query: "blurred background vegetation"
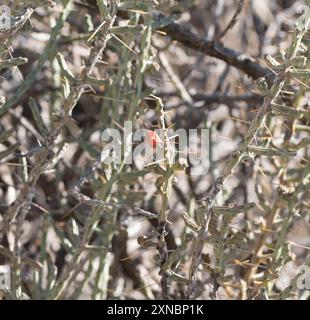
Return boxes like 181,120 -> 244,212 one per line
0,0 -> 309,300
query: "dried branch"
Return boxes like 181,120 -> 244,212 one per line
155,13 -> 272,81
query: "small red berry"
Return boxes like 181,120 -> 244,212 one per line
145,130 -> 162,150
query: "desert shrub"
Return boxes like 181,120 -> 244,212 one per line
0,0 -> 309,300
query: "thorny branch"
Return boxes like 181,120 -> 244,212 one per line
0,0 -> 309,300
